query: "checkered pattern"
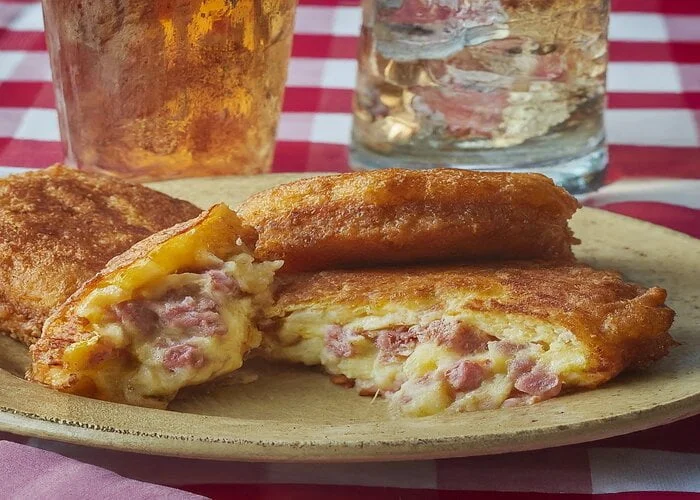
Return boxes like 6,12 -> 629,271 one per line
1,0 -> 700,181
0,0 -> 699,498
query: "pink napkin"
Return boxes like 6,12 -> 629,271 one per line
0,441 -> 204,499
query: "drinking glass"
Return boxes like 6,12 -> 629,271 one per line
350,0 -> 610,193
42,0 -> 296,181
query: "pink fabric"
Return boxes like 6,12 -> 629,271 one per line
0,441 -> 204,499
0,0 -> 698,498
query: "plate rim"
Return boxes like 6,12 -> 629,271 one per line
1,390 -> 698,463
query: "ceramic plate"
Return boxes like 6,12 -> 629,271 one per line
0,174 -> 698,462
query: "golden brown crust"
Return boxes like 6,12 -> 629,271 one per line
238,169 -> 580,273
29,204 -> 248,398
0,164 -> 202,345
269,262 -> 675,381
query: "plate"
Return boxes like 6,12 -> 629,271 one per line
0,173 -> 698,462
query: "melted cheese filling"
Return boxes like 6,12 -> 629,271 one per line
62,253 -> 281,407
264,308 -> 598,417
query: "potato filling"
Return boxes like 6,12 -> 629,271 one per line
264,315 -> 592,417
62,253 -> 280,406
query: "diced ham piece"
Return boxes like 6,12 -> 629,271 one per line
329,374 -> 355,388
155,294 -> 227,337
445,360 -> 487,393
112,269 -> 232,338
357,381 -> 381,397
112,301 -> 159,336
491,340 -> 525,357
506,353 -> 536,379
375,327 -> 417,361
497,343 -> 563,403
325,325 -> 360,358
163,344 -> 205,371
205,269 -> 240,295
417,319 -> 491,354
515,368 -> 562,399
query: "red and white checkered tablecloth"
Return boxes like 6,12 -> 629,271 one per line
0,0 -> 699,498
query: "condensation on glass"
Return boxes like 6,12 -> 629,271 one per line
42,0 -> 296,181
350,0 -> 610,193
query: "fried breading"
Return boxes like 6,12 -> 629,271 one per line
0,165 -> 202,345
262,263 -> 675,416
238,169 -> 580,273
30,204 -> 281,408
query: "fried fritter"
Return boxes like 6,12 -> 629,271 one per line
0,165 -> 202,345
238,169 -> 580,273
262,263 -> 675,416
30,204 -> 282,408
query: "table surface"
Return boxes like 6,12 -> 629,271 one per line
0,0 -> 699,498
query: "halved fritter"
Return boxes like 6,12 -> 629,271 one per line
238,169 -> 580,273
261,263 -> 675,416
0,165 -> 202,345
30,204 -> 282,408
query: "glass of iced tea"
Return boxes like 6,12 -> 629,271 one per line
351,0 -> 610,193
42,0 -> 296,181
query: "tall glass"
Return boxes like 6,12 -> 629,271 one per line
350,0 -> 610,193
42,0 -> 296,181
